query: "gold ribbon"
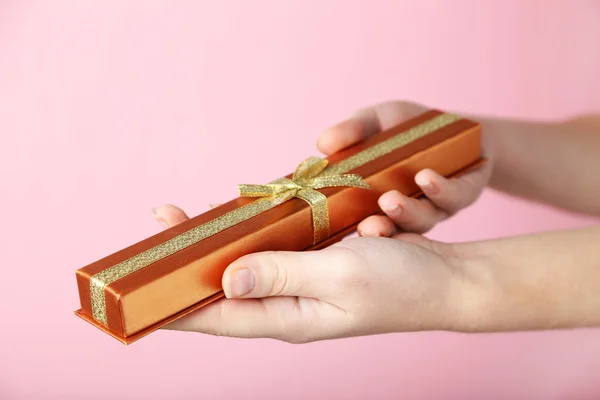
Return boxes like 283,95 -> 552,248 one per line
238,156 -> 370,243
89,112 -> 462,326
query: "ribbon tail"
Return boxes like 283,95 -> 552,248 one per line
308,174 -> 371,190
295,189 -> 330,244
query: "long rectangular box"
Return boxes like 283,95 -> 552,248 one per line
75,110 -> 484,344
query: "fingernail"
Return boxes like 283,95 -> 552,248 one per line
416,176 -> 436,192
379,195 -> 403,215
358,228 -> 382,237
381,202 -> 402,215
152,208 -> 168,228
224,268 -> 255,298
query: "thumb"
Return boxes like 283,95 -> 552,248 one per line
222,249 -> 339,299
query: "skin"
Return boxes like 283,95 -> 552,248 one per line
151,100 -> 600,343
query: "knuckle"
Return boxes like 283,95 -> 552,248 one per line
278,326 -> 310,344
267,251 -> 292,296
276,301 -> 311,344
203,303 -> 234,338
463,179 -> 484,204
430,184 -> 467,215
414,219 -> 437,234
339,272 -> 371,292
397,213 -> 436,234
286,335 -> 311,344
327,244 -> 370,289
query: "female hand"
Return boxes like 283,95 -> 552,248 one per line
153,101 -> 493,236
155,206 -> 473,343
316,100 -> 494,236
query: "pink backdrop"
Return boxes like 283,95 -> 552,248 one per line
1,1 -> 600,399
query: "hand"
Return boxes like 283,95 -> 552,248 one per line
154,205 -> 471,343
152,101 -> 492,235
317,100 -> 494,236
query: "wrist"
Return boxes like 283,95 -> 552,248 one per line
443,241 -> 500,333
445,229 -> 600,333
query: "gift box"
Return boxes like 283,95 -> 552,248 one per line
75,109 -> 485,344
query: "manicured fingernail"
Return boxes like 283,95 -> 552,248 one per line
381,202 -> 402,215
416,176 -> 436,192
358,228 -> 382,237
379,195 -> 403,215
225,268 -> 255,298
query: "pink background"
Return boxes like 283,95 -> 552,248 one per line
1,1 -> 600,399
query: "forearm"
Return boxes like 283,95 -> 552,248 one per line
482,115 -> 600,216
454,225 -> 600,332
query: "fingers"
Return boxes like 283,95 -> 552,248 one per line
317,118 -> 373,155
222,248 -> 346,300
152,203 -> 221,229
355,100 -> 425,131
359,164 -> 491,236
316,101 -> 426,155
377,190 -> 447,234
164,297 -> 286,339
151,204 -> 190,228
357,215 -> 398,237
164,295 -> 347,343
414,167 -> 488,215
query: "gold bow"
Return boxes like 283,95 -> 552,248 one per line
238,156 -> 370,244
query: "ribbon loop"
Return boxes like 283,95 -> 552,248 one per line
292,156 -> 329,183
238,157 -> 370,244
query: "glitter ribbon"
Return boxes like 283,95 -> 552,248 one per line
89,112 -> 462,326
238,156 -> 370,243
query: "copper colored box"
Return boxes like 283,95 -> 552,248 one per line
75,110 -> 485,344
